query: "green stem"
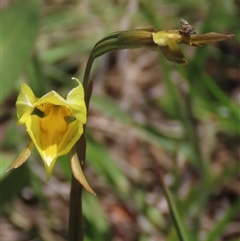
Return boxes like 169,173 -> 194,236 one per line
68,33 -> 121,241
68,175 -> 83,240
68,33 -> 118,241
83,29 -> 155,93
68,32 -> 127,240
68,135 -> 86,241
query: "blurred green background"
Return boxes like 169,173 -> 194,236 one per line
1,0 -> 239,240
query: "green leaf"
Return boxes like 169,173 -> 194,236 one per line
157,169 -> 189,241
1,0 -> 40,102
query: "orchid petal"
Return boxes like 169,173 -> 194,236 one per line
5,141 -> 34,173
66,78 -> 87,123
152,30 -> 182,46
35,90 -> 67,106
190,33 -> 234,46
159,43 -> 187,65
70,148 -> 96,195
16,83 -> 38,124
152,30 -> 187,65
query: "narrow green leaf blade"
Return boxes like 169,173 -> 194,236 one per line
157,167 -> 189,241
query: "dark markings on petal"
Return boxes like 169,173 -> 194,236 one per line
64,116 -> 76,124
31,107 -> 45,118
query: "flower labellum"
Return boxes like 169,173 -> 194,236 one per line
6,78 -> 95,194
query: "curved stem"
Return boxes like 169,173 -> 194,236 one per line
67,28 -> 160,240
83,29 -> 154,96
68,32 -> 123,241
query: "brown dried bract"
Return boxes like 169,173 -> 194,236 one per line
179,19 -> 196,36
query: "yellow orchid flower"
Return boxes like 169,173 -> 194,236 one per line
105,19 -> 233,66
152,19 -> 234,66
6,78 -> 95,195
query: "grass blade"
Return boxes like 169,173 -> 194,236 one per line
157,167 -> 189,241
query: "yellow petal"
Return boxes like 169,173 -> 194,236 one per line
159,42 -> 187,66
152,30 -> 182,46
152,30 -> 187,65
36,90 -> 67,107
44,157 -> 57,181
66,78 -> 87,124
70,148 -> 96,195
16,83 -> 38,124
5,141 -> 33,173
